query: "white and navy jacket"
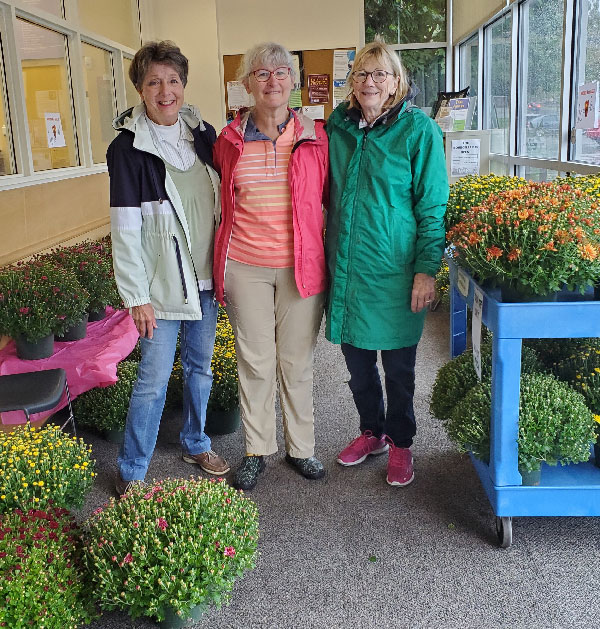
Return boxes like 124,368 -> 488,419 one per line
107,103 -> 220,320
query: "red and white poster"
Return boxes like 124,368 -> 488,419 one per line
308,74 -> 330,104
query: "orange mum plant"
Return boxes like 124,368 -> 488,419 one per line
446,182 -> 600,298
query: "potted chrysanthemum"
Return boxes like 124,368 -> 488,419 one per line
84,476 -> 259,627
447,182 -> 600,301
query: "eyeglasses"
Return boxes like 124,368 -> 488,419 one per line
251,67 -> 291,82
352,70 -> 394,83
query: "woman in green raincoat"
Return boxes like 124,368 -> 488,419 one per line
326,40 -> 449,487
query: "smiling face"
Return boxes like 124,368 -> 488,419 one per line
352,56 -> 400,120
139,62 -> 184,126
246,63 -> 292,115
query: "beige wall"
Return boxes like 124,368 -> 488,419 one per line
0,173 -> 110,266
145,0 -> 224,129
217,0 -> 362,55
453,0 -> 509,43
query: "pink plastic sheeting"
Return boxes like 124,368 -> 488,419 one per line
0,307 -> 139,425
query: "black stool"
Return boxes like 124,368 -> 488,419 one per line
0,368 -> 76,433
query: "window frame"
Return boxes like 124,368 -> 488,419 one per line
456,0 -> 600,178
0,0 -> 140,191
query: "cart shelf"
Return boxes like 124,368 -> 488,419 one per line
447,258 -> 600,545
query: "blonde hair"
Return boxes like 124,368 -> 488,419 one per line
237,42 -> 296,87
348,40 -> 409,111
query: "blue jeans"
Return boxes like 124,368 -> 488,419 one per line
341,343 -> 417,448
118,290 -> 218,481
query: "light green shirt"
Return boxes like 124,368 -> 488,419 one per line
165,157 -> 214,287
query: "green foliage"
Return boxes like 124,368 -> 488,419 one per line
430,340 -> 543,421
73,360 -> 139,433
553,344 -> 600,415
434,258 -> 450,309
0,424 -> 95,513
0,259 -> 89,343
84,477 -> 259,623
0,507 -> 96,629
523,337 -> 600,370
444,373 -> 595,473
41,240 -> 120,313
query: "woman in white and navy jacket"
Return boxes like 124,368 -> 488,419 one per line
107,40 -> 229,495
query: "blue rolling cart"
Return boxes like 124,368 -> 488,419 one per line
448,259 -> 600,548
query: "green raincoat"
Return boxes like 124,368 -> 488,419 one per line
325,101 -> 449,350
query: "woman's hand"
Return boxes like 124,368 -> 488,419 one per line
411,273 -> 435,313
131,303 -> 158,339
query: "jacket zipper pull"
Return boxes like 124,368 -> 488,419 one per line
159,198 -> 163,204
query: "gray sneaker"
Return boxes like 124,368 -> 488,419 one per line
114,472 -> 145,497
285,455 -> 325,480
232,456 -> 266,491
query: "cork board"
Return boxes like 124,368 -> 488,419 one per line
223,47 -> 355,120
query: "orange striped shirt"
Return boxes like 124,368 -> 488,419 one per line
228,120 -> 295,268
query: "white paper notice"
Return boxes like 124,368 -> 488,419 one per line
227,81 -> 254,111
451,139 -> 481,177
301,105 -> 325,120
44,113 -> 66,148
472,286 -> 484,381
457,268 -> 470,297
333,49 -> 355,80
333,80 -> 348,108
575,81 -> 599,130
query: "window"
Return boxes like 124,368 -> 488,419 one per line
459,34 -> 479,129
77,0 -> 140,50
572,0 -> 600,165
82,43 -> 116,164
123,58 -> 140,110
365,0 -> 446,44
0,39 -> 15,175
484,13 -> 512,156
518,0 -> 564,160
20,0 -> 63,19
16,19 -> 78,172
400,48 -> 446,113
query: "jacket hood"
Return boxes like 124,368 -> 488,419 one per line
112,102 -> 207,133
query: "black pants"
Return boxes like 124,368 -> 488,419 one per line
341,343 -> 417,448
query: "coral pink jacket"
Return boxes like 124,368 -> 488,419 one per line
212,108 -> 328,304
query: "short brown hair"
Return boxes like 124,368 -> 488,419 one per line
348,40 -> 409,111
128,40 -> 188,91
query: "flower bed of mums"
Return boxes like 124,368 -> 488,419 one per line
447,181 -> 600,298
84,476 -> 259,624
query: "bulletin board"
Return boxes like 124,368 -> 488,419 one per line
223,47 -> 355,121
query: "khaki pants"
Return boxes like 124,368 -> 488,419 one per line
224,260 -> 324,458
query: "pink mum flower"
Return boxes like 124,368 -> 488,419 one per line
123,553 -> 133,564
224,546 -> 236,557
157,517 -> 168,531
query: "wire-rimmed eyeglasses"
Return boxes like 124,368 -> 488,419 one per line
352,70 -> 394,83
251,67 -> 291,82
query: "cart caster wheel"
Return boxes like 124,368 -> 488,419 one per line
496,516 -> 513,548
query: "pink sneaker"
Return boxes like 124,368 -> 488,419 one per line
387,445 -> 414,486
337,431 -> 389,466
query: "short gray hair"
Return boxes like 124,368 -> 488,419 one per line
129,40 -> 188,91
237,42 -> 296,87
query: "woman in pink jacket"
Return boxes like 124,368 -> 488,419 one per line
213,42 -> 328,491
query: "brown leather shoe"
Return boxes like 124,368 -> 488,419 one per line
182,449 -> 230,475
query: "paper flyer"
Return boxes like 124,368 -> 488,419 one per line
289,88 -> 302,108
575,81 -> 599,130
227,81 -> 254,111
333,49 -> 355,80
333,79 -> 348,108
451,139 -> 481,177
301,105 -> 325,120
44,112 -> 66,148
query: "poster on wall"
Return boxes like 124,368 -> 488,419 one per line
308,74 -> 330,104
333,80 -> 348,108
302,105 -> 325,120
44,112 -> 66,148
575,81 -> 599,130
227,81 -> 254,111
333,49 -> 355,80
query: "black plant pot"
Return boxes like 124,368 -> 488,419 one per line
15,333 -> 54,360
55,313 -> 89,342
88,307 -> 107,322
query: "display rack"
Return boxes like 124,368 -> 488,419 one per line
448,258 -> 600,548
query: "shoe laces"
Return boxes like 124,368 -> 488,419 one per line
388,443 -> 412,469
